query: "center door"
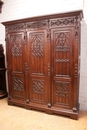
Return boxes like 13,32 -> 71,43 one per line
27,29 -> 50,108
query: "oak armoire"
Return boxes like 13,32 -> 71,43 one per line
2,10 -> 83,119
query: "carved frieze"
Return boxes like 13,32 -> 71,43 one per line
26,20 -> 48,29
50,17 -> 74,27
7,23 -> 25,32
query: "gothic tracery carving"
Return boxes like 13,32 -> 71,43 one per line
31,34 -> 44,56
51,18 -> 74,27
32,80 -> 44,94
55,33 -> 70,52
13,77 -> 24,91
11,35 -> 22,56
55,82 -> 69,97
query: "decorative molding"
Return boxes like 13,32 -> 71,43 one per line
55,82 -> 69,97
32,80 -> 44,94
13,77 -> 24,91
56,59 -> 70,62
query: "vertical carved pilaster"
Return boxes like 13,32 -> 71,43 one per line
47,20 -> 51,44
74,16 -> 80,40
75,64 -> 78,78
48,63 -> 50,76
24,62 -> 29,74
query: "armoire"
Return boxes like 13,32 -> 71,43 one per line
2,10 -> 83,119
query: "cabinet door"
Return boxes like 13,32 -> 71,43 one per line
8,32 -> 27,101
27,30 -> 50,106
51,28 -> 74,109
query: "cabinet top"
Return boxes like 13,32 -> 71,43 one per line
2,10 -> 83,26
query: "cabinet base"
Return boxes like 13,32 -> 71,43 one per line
8,99 -> 79,120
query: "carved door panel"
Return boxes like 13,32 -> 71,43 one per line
27,30 -> 50,106
8,32 -> 27,101
51,28 -> 74,109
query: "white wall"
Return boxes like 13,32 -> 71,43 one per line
1,0 -> 87,111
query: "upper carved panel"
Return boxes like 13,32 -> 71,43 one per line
26,20 -> 48,29
55,32 -> 70,52
11,34 -> 22,57
7,23 -> 25,32
31,34 -> 44,57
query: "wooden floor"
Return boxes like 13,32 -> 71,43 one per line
0,98 -> 87,130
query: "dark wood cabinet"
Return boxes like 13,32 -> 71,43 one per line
2,10 -> 83,119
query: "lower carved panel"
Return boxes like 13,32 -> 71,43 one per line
53,81 -> 71,107
31,79 -> 45,103
12,76 -> 25,99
